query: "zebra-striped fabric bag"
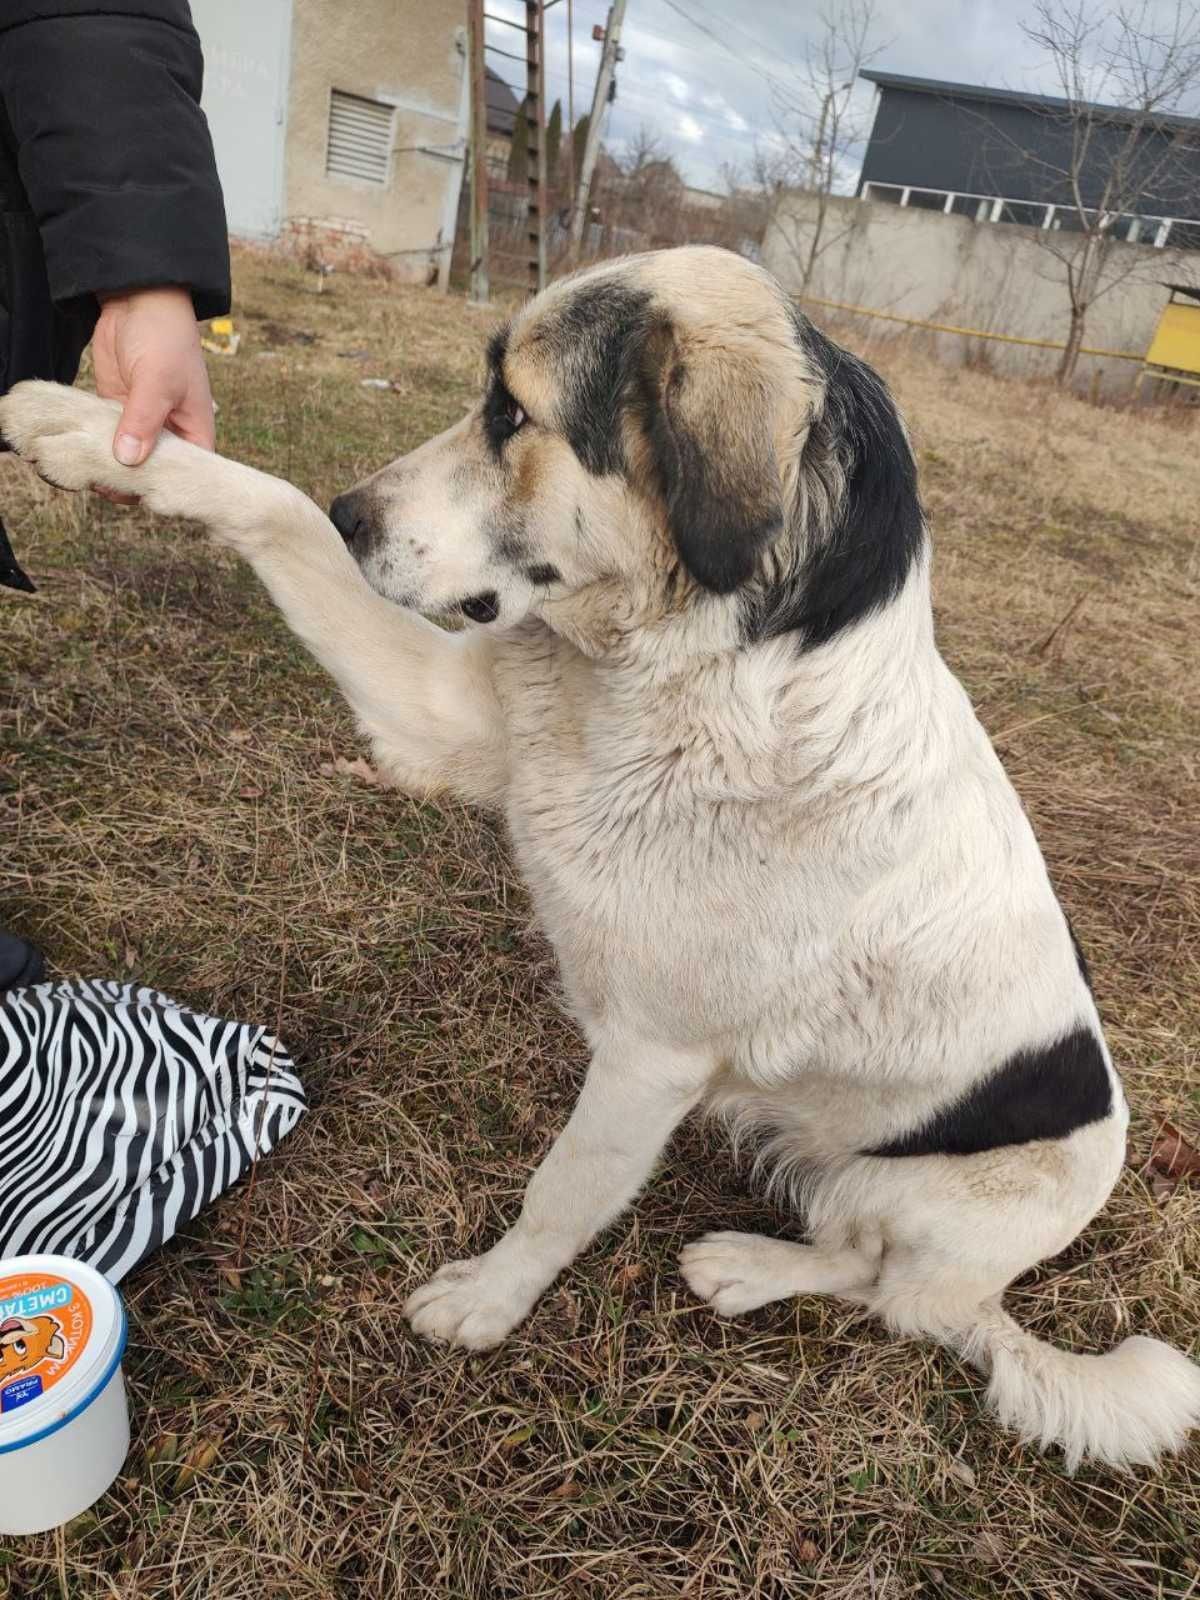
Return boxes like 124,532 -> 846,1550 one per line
0,979 -> 306,1282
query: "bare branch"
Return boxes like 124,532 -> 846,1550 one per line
983,0 -> 1200,380
768,0 -> 885,293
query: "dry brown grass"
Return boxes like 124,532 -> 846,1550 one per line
1,249 -> 1198,1599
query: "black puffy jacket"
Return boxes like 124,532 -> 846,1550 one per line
0,0 -> 230,397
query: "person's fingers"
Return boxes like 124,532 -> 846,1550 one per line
165,363 -> 217,451
113,374 -> 175,466
165,399 -> 216,451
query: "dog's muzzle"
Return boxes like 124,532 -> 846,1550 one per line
329,490 -> 374,551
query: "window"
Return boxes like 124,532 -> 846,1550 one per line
326,90 -> 394,186
994,201 -> 1047,228
904,187 -> 948,212
862,182 -> 904,204
1049,207 -> 1088,233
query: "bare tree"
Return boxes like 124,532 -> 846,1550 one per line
718,155 -> 785,250
598,126 -> 687,245
769,0 -> 884,295
617,125 -> 672,178
1002,0 -> 1200,382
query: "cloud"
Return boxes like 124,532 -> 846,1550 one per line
515,0 -> 1200,194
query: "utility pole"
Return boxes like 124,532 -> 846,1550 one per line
466,0 -> 489,303
567,0 -> 627,258
565,0 -> 575,210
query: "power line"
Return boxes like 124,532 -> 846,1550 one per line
486,0 -> 788,92
678,0 -> 791,67
484,5 -> 784,115
653,0 -> 789,95
490,49 -> 769,141
484,0 -> 781,180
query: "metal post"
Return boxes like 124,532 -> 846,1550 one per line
568,0 -> 627,258
565,0 -> 575,211
525,0 -> 547,292
438,27 -> 472,292
467,0 -> 489,303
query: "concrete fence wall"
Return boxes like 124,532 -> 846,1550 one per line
763,192 -> 1200,392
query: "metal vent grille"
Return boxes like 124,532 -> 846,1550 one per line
326,90 -> 394,185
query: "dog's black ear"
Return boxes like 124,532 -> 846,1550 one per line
643,320 -> 784,594
793,334 -> 925,647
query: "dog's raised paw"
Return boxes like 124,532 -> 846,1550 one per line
0,381 -> 124,493
404,1255 -> 534,1350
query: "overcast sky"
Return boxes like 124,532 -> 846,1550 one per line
484,0 -> 1200,191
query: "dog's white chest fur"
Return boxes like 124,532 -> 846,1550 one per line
491,593 -> 1082,1121
493,622 -> 806,1045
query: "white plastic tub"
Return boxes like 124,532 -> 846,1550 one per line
0,1254 -> 129,1535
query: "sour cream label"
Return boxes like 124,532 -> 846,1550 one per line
0,1273 -> 93,1413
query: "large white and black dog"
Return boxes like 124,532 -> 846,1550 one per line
4,246 -> 1198,1470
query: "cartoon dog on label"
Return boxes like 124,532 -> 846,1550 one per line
0,1314 -> 67,1378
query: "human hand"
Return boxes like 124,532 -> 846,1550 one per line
92,286 -> 215,465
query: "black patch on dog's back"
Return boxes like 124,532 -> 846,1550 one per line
548,281 -> 655,476
866,1027 -> 1113,1158
746,314 -> 925,649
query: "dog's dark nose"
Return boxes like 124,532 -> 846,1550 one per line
460,591 -> 499,624
330,492 -> 368,548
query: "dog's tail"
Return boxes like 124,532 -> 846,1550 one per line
933,1298 -> 1200,1471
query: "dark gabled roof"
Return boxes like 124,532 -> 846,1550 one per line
485,68 -> 521,137
860,69 -> 1200,136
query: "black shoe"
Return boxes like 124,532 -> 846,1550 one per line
0,930 -> 45,992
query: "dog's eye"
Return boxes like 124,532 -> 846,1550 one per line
487,386 -> 528,449
12,1339 -> 26,1357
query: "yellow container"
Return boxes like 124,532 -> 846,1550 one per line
1144,288 -> 1200,378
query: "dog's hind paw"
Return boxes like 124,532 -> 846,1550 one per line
680,1231 -> 801,1316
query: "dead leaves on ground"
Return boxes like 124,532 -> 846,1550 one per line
141,1433 -> 222,1497
234,753 -> 387,802
320,754 -> 385,787
1130,1118 -> 1200,1201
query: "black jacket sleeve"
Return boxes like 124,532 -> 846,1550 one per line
0,1 -> 230,318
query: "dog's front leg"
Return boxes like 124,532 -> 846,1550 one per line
0,381 -> 507,805
405,1038 -> 714,1350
